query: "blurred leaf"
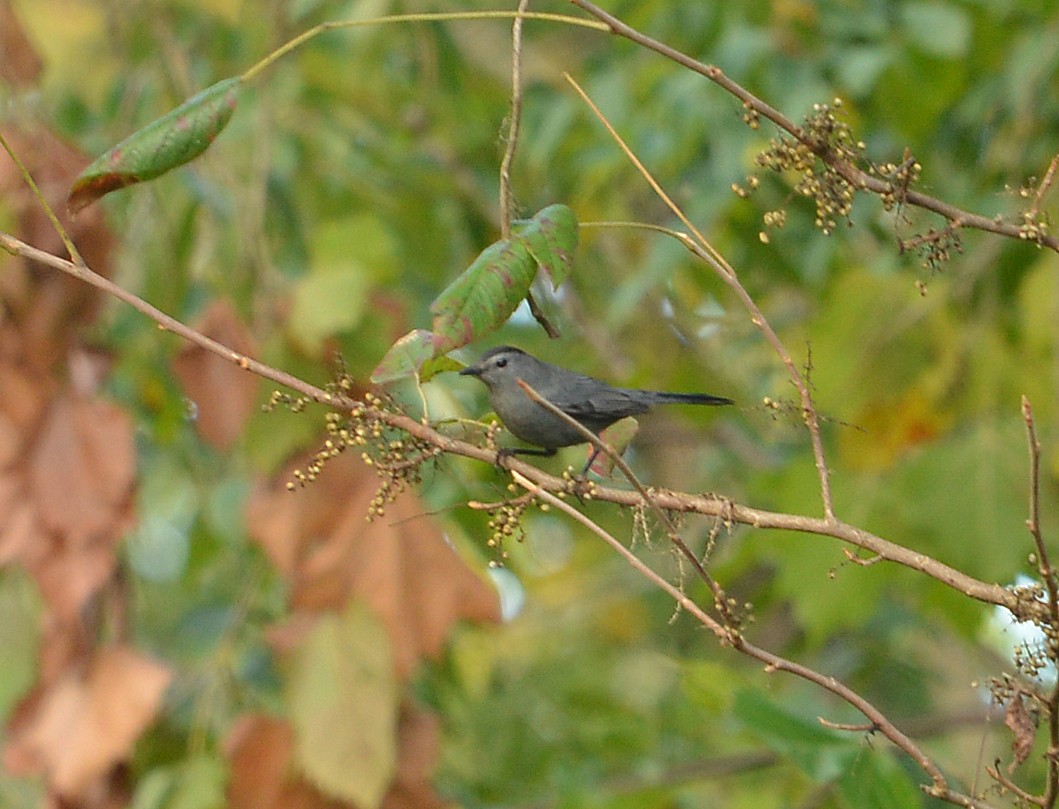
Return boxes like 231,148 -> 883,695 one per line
68,77 -> 241,212
834,747 -> 924,809
734,689 -> 854,783
287,601 -> 397,808
130,754 -> 227,809
371,329 -> 436,384
5,646 -> 172,798
0,571 -> 41,722
172,301 -> 260,450
288,267 -> 370,355
900,2 -> 971,59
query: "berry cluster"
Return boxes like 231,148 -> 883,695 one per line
269,388 -> 439,520
750,99 -> 865,236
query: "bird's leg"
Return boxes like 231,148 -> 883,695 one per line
495,446 -> 556,469
577,446 -> 601,478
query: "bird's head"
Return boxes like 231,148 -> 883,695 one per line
458,345 -> 532,390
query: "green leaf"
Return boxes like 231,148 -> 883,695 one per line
371,329 -> 437,384
429,205 -> 578,353
513,203 -> 578,289
131,755 -> 227,809
900,2 -> 971,58
0,571 -> 40,722
834,748 -> 924,809
68,77 -> 241,213
420,354 -> 464,383
734,690 -> 854,783
287,601 -> 397,808
430,240 -> 534,354
288,266 -> 370,355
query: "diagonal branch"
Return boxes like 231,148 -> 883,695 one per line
511,470 -> 995,809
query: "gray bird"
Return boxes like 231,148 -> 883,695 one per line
459,345 -> 732,469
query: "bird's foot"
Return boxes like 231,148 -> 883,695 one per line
561,467 -> 597,504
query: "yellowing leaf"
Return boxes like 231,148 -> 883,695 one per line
287,601 -> 397,808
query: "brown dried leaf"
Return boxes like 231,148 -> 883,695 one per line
0,357 -> 49,435
29,395 -> 135,547
382,707 -> 446,809
0,128 -> 115,372
0,1 -> 43,86
3,645 -> 171,798
1005,693 -> 1036,772
172,300 -> 260,450
225,707 -> 444,809
248,452 -> 499,678
225,714 -> 346,809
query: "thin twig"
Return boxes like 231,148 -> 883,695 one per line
499,0 -> 529,239
1022,396 -> 1059,806
514,378 -> 737,622
240,11 -> 608,82
1028,154 -> 1059,221
0,131 -> 83,264
497,0 -> 560,338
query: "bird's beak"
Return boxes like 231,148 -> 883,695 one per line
459,364 -> 481,377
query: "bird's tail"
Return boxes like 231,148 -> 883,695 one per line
646,391 -> 733,407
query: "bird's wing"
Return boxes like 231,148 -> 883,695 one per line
546,383 -> 649,421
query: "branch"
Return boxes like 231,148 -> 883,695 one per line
515,377 -> 740,625
1022,396 -> 1059,805
511,470 -> 994,808
567,0 -> 1059,254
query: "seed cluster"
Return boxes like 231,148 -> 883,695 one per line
989,582 -> 1057,710
746,100 -> 865,236
485,489 -> 529,565
269,388 -> 439,520
901,226 -> 963,274
1014,184 -> 1052,245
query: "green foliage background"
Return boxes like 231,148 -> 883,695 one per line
3,0 -> 1059,806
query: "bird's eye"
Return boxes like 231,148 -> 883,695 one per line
495,357 -> 507,368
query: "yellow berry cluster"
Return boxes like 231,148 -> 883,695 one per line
276,388 -> 439,520
748,100 -> 863,236
485,493 -> 529,565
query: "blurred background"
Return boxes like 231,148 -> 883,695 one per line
1,0 -> 1059,807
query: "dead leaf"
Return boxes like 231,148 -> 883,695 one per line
382,706 -> 446,809
225,705 -> 445,809
248,451 -> 499,678
0,1 -> 43,86
1005,691 -> 1036,772
225,714 -> 346,809
3,645 -> 171,798
29,395 -> 135,547
172,300 -> 260,450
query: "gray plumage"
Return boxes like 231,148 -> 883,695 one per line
459,346 -> 732,458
